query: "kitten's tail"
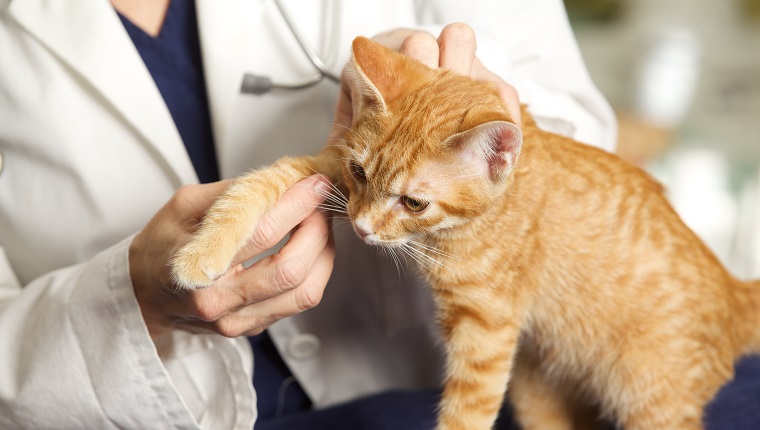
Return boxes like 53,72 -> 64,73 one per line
736,278 -> 760,355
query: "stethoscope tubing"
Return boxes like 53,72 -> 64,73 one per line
272,0 -> 341,83
241,0 -> 341,94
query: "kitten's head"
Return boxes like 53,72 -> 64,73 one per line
340,37 -> 522,246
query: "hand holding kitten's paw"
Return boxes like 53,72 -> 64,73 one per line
129,176 -> 335,340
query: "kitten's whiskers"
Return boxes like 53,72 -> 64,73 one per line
403,242 -> 456,273
408,240 -> 462,261
400,244 -> 434,273
329,122 -> 354,133
380,246 -> 405,278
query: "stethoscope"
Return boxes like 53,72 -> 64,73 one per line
241,0 -> 342,95
0,0 -> 341,176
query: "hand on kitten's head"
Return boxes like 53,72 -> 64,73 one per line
328,23 -> 521,145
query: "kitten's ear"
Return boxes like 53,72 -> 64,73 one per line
446,121 -> 523,182
345,36 -> 420,112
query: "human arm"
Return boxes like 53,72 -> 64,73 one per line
0,175 -> 333,429
0,237 -> 211,429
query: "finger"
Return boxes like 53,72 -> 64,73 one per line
239,243 -> 334,337
471,58 -> 522,127
257,206 -> 332,297
437,23 -> 477,75
399,32 -> 439,69
231,175 -> 332,266
192,243 -> 335,337
172,180 -> 233,224
222,205 -> 332,309
371,28 -> 417,51
498,81 -> 522,128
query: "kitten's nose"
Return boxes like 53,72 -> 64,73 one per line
353,224 -> 371,239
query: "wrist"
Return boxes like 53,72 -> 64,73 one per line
128,232 -> 174,340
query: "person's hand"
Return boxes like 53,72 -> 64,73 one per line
329,23 -> 521,142
129,175 -> 335,339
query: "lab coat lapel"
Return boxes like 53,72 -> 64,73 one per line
8,0 -> 198,187
195,0 -> 261,159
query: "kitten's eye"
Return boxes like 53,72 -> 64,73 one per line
402,196 -> 429,213
350,160 -> 366,180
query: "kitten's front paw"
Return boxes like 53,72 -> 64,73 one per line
170,239 -> 231,290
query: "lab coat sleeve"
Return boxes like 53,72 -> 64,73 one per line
414,0 -> 617,151
0,238 -> 256,429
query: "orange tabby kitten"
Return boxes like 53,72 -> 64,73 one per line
172,37 -> 760,430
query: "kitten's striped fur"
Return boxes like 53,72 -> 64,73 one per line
172,37 -> 760,430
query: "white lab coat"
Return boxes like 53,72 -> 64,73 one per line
0,0 -> 616,428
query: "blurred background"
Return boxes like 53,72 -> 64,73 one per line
565,0 -> 760,279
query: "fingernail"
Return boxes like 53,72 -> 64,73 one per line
310,175 -> 331,194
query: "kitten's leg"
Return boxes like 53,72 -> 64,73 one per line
619,390 -> 704,430
171,152 -> 337,289
509,349 -> 602,430
614,361 -> 708,430
435,290 -> 522,430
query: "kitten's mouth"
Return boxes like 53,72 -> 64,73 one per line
352,223 -> 411,248
361,235 -> 411,249
354,229 -> 406,248
361,234 -> 391,246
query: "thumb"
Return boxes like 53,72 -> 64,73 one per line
183,180 -> 234,221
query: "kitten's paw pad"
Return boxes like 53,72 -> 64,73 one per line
170,243 -> 230,290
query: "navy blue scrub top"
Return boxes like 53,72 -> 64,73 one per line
118,0 -> 218,183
